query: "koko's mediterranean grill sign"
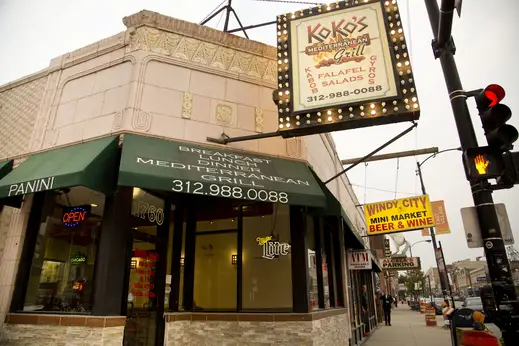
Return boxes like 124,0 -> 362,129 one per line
276,0 -> 420,136
364,195 -> 434,235
380,257 -> 421,271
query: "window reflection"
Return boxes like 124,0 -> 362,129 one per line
193,197 -> 238,311
306,216 -> 319,310
242,203 -> 292,311
23,187 -> 104,312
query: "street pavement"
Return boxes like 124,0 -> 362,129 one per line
363,304 -> 452,346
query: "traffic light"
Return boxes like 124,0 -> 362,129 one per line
463,147 -> 505,180
475,84 -> 518,151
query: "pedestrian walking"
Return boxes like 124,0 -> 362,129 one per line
361,285 -> 370,336
380,290 -> 394,326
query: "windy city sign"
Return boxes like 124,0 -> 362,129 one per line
275,0 -> 420,136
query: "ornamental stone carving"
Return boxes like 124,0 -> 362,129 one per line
215,104 -> 233,125
112,111 -> 124,130
286,138 -> 302,158
254,108 -> 264,133
125,25 -> 277,85
181,93 -> 193,119
132,111 -> 152,132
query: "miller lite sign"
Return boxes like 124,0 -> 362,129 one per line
348,249 -> 372,270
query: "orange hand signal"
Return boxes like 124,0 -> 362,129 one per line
474,154 -> 490,175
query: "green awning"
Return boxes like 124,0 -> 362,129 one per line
0,136 -> 119,198
0,160 -> 13,180
309,168 -> 342,216
118,134 -> 326,207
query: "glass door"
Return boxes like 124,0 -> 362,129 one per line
124,188 -> 168,346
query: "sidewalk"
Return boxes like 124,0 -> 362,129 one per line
363,305 -> 451,346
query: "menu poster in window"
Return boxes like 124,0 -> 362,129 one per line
131,249 -> 158,298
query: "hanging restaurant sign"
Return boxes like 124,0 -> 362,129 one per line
62,205 -> 91,227
380,256 -> 421,271
275,0 -> 420,136
364,195 -> 434,235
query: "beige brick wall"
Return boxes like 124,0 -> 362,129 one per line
0,324 -> 124,346
0,76 -> 48,159
164,313 -> 349,346
0,197 -> 33,329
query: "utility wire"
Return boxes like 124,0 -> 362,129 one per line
252,0 -> 325,5
394,157 -> 400,200
350,183 -> 417,196
200,0 -> 227,24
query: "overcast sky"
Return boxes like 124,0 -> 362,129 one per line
1,0 -> 518,271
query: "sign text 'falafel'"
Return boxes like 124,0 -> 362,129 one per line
364,195 -> 434,235
276,0 -> 420,136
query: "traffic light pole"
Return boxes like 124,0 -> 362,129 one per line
416,162 -> 451,306
424,0 -> 519,343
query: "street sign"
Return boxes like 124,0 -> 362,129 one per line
461,203 -> 515,248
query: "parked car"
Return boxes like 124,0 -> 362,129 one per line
462,297 -> 494,323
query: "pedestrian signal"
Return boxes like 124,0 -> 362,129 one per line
463,147 -> 504,180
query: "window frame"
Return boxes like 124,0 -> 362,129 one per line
10,190 -> 107,314
177,200 -> 312,313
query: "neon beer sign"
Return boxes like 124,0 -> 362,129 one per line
256,236 -> 291,260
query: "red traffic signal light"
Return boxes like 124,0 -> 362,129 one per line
475,84 -> 518,152
475,84 -> 506,110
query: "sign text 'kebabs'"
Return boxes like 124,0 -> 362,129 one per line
364,195 -> 434,235
276,0 -> 420,137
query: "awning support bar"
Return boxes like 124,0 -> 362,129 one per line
207,131 -> 282,145
324,122 -> 418,185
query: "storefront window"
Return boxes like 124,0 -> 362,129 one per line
193,197 -> 238,310
23,187 -> 104,312
320,228 -> 330,309
306,216 -> 319,310
242,203 -> 292,311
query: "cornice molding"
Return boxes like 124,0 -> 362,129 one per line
122,10 -> 276,59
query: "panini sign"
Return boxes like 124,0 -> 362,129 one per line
275,0 -> 420,137
380,257 -> 421,271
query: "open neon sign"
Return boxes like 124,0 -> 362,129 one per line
62,205 -> 91,227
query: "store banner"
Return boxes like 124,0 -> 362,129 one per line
275,0 -> 420,136
348,249 -> 372,270
380,257 -> 421,271
365,195 -> 434,236
421,200 -> 450,236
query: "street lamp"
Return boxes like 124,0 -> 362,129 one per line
416,147 -> 461,305
409,239 -> 432,257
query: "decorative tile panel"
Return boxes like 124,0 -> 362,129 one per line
0,77 -> 47,159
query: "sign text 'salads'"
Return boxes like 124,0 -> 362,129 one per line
276,0 -> 420,136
